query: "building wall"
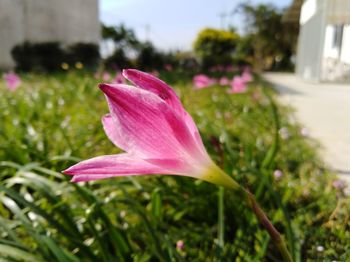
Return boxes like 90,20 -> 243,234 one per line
340,25 -> 350,64
322,24 -> 350,82
0,0 -> 25,69
296,0 -> 328,82
323,25 -> 341,59
0,0 -> 100,69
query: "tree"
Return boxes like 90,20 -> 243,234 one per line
237,3 -> 299,71
193,28 -> 239,68
102,24 -> 139,48
102,24 -> 140,68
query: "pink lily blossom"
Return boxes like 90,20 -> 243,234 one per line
3,72 -> 21,91
241,70 -> 252,83
193,74 -> 215,89
219,76 -> 230,86
63,69 -> 238,189
273,169 -> 283,180
176,240 -> 184,250
149,70 -> 160,77
112,72 -> 125,84
94,72 -> 100,79
228,76 -> 247,94
164,64 -> 173,71
102,72 -> 111,81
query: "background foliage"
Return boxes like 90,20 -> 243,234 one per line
11,42 -> 100,72
237,3 -> 299,71
193,28 -> 239,69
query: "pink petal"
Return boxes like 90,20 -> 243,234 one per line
122,69 -> 208,154
183,112 -> 208,154
99,83 -> 204,160
122,69 -> 184,117
102,114 -> 129,151
63,153 -> 172,182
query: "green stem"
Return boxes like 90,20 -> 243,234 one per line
218,187 -> 225,249
204,164 -> 293,261
246,191 -> 293,262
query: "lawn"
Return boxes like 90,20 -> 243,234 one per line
0,70 -> 349,261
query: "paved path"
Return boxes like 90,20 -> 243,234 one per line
263,73 -> 350,186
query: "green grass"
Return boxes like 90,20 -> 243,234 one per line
0,70 -> 349,261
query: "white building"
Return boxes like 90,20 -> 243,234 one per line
0,0 -> 100,69
288,0 -> 350,82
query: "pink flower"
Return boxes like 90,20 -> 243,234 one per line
193,74 -> 215,89
112,72 -> 125,84
3,72 -> 21,91
273,170 -> 283,180
241,70 -> 252,83
228,76 -> 247,94
219,76 -> 230,86
226,65 -> 238,72
300,127 -> 309,137
149,70 -> 159,77
164,64 -> 173,71
102,72 -> 111,81
332,179 -> 345,190
176,240 -> 184,250
63,69 -> 238,189
94,72 -> 100,79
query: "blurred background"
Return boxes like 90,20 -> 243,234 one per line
1,0 -> 299,72
1,0 -> 349,82
0,0 -> 349,261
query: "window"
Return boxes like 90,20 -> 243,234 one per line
332,24 -> 343,51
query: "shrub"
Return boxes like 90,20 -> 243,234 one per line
135,42 -> 163,70
67,43 -> 100,69
11,42 -> 36,72
104,47 -> 133,70
11,42 -> 64,72
11,42 -> 100,72
193,28 -> 239,68
34,42 -> 65,72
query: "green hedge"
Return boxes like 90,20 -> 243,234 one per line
11,42 -> 100,72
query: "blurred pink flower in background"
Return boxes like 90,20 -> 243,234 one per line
94,72 -> 100,79
273,170 -> 283,180
300,127 -> 309,137
226,65 -> 238,72
164,64 -> 173,71
241,70 -> 253,83
193,74 -> 215,89
209,65 -> 225,72
112,72 -> 125,84
3,72 -> 21,91
332,179 -> 345,190
102,72 -> 111,81
279,127 -> 290,140
219,76 -> 230,86
63,69 -> 238,190
150,70 -> 160,77
228,76 -> 247,94
176,240 -> 184,250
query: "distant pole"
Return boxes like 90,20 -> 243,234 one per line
218,12 -> 228,29
145,24 -> 150,42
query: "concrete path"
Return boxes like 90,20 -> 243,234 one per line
263,73 -> 350,186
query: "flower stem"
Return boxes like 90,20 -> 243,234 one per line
204,164 -> 293,261
218,187 -> 225,249
245,190 -> 293,262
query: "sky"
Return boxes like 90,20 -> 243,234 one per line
100,0 -> 292,51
